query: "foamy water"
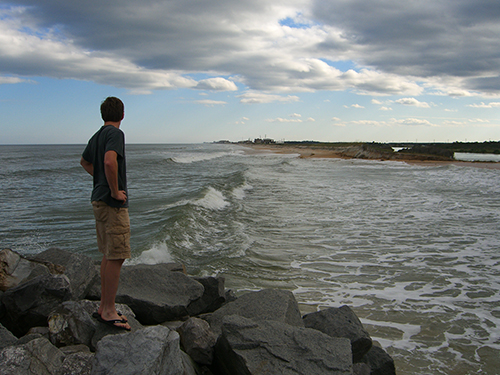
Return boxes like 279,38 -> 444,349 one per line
1,144 -> 499,374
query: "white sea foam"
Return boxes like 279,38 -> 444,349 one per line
170,151 -> 237,164
361,318 -> 421,350
232,183 -> 253,199
125,242 -> 173,265
194,187 -> 229,210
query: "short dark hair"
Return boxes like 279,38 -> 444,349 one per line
100,97 -> 124,122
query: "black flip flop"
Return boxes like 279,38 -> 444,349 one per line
96,315 -> 131,331
92,311 -> 127,323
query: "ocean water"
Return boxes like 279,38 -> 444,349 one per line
1,143 -> 499,374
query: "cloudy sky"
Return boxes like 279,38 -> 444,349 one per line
1,0 -> 499,144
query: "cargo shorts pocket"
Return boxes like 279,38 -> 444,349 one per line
106,208 -> 131,253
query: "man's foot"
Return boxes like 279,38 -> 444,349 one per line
96,315 -> 131,331
93,311 -> 128,323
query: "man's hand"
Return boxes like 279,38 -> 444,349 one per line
112,190 -> 127,203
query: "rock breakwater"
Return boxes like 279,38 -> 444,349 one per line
0,248 -> 396,375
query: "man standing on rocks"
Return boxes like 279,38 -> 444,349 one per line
80,96 -> 131,331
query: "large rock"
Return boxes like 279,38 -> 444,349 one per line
85,262 -> 187,301
92,325 -> 184,375
0,337 -> 94,375
203,289 -> 303,337
47,300 -> 141,351
178,317 -> 217,365
303,306 -> 372,362
0,337 -> 65,375
61,350 -> 94,375
116,264 -> 204,324
189,276 -> 226,314
359,345 -> 396,375
32,248 -> 98,300
214,315 -> 353,375
0,248 -> 51,292
0,323 -> 18,349
1,274 -> 72,336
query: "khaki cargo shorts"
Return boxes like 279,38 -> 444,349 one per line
92,201 -> 131,260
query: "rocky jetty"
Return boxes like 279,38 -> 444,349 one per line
0,247 -> 396,375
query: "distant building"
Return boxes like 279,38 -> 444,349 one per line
254,138 -> 276,144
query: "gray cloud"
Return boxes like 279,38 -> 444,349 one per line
311,0 -> 500,91
0,0 -> 498,95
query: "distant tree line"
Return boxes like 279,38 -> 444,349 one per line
389,141 -> 500,155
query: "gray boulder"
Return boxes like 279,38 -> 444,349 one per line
190,276 -> 226,314
0,337 -> 65,375
0,337 -> 94,375
1,274 -> 72,336
214,315 -> 353,375
47,300 -> 141,351
353,363 -> 371,375
178,317 -> 217,365
359,345 -> 396,375
0,322 -> 18,349
180,351 -> 204,375
60,345 -> 95,375
61,350 -> 94,375
203,289 -> 303,337
0,248 -> 51,292
116,264 -> 204,324
85,262 -> 187,301
92,325 -> 184,375
32,248 -> 98,300
0,290 -> 4,317
303,306 -> 372,362
26,326 -> 50,339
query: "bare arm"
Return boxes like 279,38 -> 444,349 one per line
104,150 -> 127,203
80,157 -> 94,176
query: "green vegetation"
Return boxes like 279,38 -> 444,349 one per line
390,141 -> 500,154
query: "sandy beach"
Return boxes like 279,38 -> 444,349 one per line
245,143 -> 500,170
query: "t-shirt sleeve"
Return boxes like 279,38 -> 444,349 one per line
81,141 -> 93,163
105,128 -> 125,158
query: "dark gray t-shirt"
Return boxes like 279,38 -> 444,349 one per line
82,125 -> 128,208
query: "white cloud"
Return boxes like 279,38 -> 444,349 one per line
195,100 -> 227,106
395,98 -> 430,108
467,102 -> 500,108
237,91 -> 300,104
351,104 -> 364,109
379,106 -> 392,111
392,118 -> 435,126
351,120 -> 386,126
195,78 -> 237,91
0,75 -> 27,84
443,120 -> 466,126
266,117 -> 304,123
235,116 -> 249,124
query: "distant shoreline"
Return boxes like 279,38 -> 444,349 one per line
244,143 -> 500,170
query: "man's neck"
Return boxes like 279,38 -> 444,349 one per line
104,121 -> 121,129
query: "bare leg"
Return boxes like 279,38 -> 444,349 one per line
98,256 -> 130,329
